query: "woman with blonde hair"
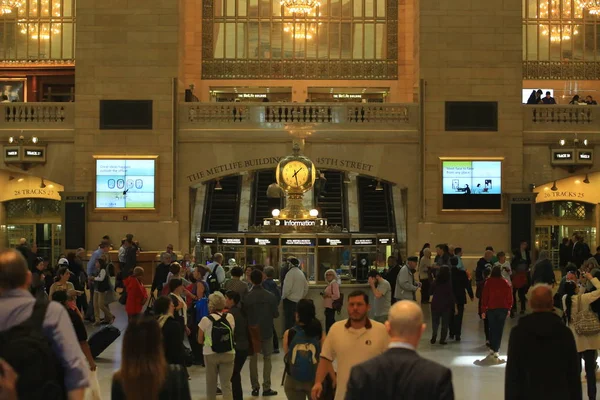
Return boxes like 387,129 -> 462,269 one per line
111,317 -> 191,400
419,248 -> 432,304
198,292 -> 236,400
322,268 -> 340,333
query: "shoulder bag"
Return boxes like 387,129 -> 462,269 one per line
573,294 -> 600,336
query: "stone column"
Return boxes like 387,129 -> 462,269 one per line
347,176 -> 360,232
238,174 -> 252,231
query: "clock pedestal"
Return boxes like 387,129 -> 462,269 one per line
278,193 -> 310,219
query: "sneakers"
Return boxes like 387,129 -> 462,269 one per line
263,390 -> 278,396
455,336 -> 461,342
430,337 -> 436,344
493,352 -> 499,359
251,389 -> 259,397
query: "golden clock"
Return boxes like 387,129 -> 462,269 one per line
276,148 -> 316,193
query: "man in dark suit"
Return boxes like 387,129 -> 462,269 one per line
384,256 -> 401,304
505,284 -> 581,400
345,301 -> 454,400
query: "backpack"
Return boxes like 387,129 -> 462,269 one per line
207,313 -> 234,353
332,293 -> 344,314
285,326 -> 321,382
207,264 -> 222,294
0,299 -> 65,400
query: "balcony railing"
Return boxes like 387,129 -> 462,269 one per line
0,103 -> 74,129
180,102 -> 419,130
523,105 -> 598,132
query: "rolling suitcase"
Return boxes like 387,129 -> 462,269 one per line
88,325 -> 120,359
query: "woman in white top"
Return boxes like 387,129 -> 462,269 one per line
322,269 -> 340,334
418,248 -> 432,304
49,266 -> 76,299
563,273 -> 600,400
198,292 -> 236,400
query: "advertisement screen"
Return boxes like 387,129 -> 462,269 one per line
442,160 -> 502,210
96,159 -> 155,209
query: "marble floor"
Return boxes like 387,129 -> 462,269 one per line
92,300 -> 593,400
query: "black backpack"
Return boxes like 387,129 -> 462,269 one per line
207,313 -> 234,353
0,299 -> 65,400
207,264 -> 222,294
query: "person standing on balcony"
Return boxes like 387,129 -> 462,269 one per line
569,95 -> 581,105
586,95 -> 598,105
542,91 -> 556,104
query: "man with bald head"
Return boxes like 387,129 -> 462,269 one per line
345,301 -> 454,400
505,284 -> 581,400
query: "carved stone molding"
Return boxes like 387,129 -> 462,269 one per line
523,61 -> 600,80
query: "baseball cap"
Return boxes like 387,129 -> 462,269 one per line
58,258 -> 69,266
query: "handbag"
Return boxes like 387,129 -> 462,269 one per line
144,295 -> 156,317
84,370 -> 102,400
332,293 -> 344,314
573,294 -> 600,336
195,297 -> 209,322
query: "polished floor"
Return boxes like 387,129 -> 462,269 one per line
93,300 -> 593,400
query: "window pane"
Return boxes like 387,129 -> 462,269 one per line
272,22 -> 282,58
573,24 -> 583,60
375,22 -> 385,59
353,23 -> 363,59
307,22 -> 317,58
226,22 -> 236,58
364,23 -> 374,59
539,25 -> 549,60
283,21 -> 292,58
260,21 -> 270,58
342,0 -> 351,17
365,0 -> 374,17
331,0 -> 340,17
329,22 -> 340,58
259,0 -> 270,17
50,22 -> 62,59
248,21 -> 259,58
319,0 -> 328,16
63,0 -> 73,17
376,0 -> 385,18
239,0 -> 247,16
215,0 -> 224,16
227,0 -> 235,16
353,0 -> 362,17
214,22 -> 225,58
341,22 -> 351,59
237,22 -> 246,58
248,0 -> 258,17
317,23 -> 328,58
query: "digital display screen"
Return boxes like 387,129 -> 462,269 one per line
442,160 -> 502,210
96,159 -> 155,209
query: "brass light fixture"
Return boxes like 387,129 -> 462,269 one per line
214,179 -> 223,191
551,181 -> 558,191
280,0 -> 320,14
584,0 -> 600,15
375,181 -> 383,191
584,173 -> 591,184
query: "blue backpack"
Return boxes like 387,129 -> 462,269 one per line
285,326 -> 321,383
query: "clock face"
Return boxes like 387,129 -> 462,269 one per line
282,160 -> 310,188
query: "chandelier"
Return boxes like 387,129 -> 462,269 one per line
281,0 -> 320,14
284,22 -> 317,39
538,0 -> 583,41
0,0 -> 24,15
17,0 -> 61,40
583,0 -> 600,14
541,24 -> 579,41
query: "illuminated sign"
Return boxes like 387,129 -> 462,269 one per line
263,219 -> 327,227
352,238 -> 376,246
318,238 -> 350,246
237,93 -> 267,98
333,94 -> 362,99
553,151 -> 573,160
282,238 -> 316,246
5,149 -> 18,157
201,237 -> 217,245
219,238 -> 244,245
247,237 -> 278,246
25,150 -> 43,157
378,237 -> 395,245
578,150 -> 594,164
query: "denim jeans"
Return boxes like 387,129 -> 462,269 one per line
487,308 -> 508,352
231,349 -> 248,400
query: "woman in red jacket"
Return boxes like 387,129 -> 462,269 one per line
124,267 -> 148,321
481,265 -> 513,359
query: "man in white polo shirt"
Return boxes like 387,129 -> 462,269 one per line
311,290 -> 389,400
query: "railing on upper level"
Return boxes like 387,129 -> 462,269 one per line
0,102 -> 74,129
179,102 -> 419,130
523,105 -> 598,132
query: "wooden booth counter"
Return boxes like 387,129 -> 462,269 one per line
107,251 -> 161,286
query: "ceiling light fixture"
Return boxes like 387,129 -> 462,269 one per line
343,172 -> 351,184
375,181 -> 383,191
584,0 -> 600,15
0,0 -> 24,15
214,179 -> 223,191
281,0 -> 320,13
551,181 -> 558,191
17,178 -> 24,182
18,0 -> 62,40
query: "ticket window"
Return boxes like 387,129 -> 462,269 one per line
246,237 -> 280,278
317,237 -> 351,283
351,237 -> 378,282
196,236 -> 218,265
377,236 -> 397,273
218,237 -> 246,276
281,238 -> 317,284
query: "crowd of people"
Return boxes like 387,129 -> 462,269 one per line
3,233 -> 600,400
526,89 -> 598,105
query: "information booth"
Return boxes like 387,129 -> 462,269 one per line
281,236 -> 317,284
377,235 -> 397,266
246,235 -> 280,271
317,235 -> 351,283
